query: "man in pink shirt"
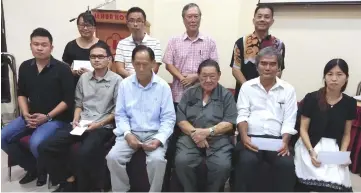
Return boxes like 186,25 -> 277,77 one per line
163,3 -> 218,108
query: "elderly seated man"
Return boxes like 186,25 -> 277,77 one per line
233,46 -> 297,192
174,59 -> 237,192
106,45 -> 176,192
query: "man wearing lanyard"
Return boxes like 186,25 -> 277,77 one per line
230,5 -> 285,102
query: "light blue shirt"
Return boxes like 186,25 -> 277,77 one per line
114,73 -> 176,145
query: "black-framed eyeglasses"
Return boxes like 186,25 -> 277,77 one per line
90,55 -> 108,60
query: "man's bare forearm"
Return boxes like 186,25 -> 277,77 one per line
166,63 -> 184,80
18,96 -> 29,115
178,120 -> 196,136
237,121 -> 248,138
232,68 -> 247,84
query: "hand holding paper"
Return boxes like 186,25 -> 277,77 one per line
251,137 -> 283,152
70,120 -> 93,136
317,151 -> 351,165
73,60 -> 93,71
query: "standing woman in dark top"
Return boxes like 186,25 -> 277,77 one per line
62,11 -> 107,84
295,59 -> 357,192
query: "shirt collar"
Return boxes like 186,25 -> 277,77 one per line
90,69 -> 111,82
251,31 -> 271,41
130,33 -> 150,45
30,56 -> 55,67
194,83 -> 221,100
251,77 -> 284,90
131,71 -> 159,88
182,32 -> 205,41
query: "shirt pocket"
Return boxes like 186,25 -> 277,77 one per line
211,101 -> 224,121
200,49 -> 211,62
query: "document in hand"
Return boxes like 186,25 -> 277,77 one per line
251,137 -> 283,151
70,120 -> 93,136
72,60 -> 93,71
317,151 -> 351,165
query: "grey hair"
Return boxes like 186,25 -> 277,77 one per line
182,3 -> 202,18
255,46 -> 283,69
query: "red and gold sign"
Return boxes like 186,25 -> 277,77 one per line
92,10 -> 128,24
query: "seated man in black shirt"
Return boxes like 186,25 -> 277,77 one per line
1,28 -> 74,186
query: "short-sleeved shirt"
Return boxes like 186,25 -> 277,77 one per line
163,33 -> 219,103
176,83 -> 237,153
230,33 -> 285,100
62,39 -> 107,84
114,34 -> 162,74
301,91 -> 357,147
17,57 -> 74,122
75,70 -> 122,128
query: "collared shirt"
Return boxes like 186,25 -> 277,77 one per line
114,34 -> 162,74
114,73 -> 176,145
177,83 -> 237,155
162,32 -> 219,103
230,33 -> 285,100
75,70 -> 122,127
17,56 -> 74,122
236,77 -> 297,137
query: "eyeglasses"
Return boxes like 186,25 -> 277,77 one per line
90,55 -> 108,60
78,24 -> 94,29
127,19 -> 145,24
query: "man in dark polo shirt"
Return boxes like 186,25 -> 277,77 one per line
1,28 -> 74,186
230,5 -> 285,101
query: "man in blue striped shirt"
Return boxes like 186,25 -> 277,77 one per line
106,45 -> 176,192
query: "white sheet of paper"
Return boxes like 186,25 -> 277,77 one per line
70,120 -> 93,136
318,151 -> 351,165
251,137 -> 283,151
72,60 -> 93,71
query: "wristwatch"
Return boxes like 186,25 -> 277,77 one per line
209,126 -> 216,136
46,114 -> 52,122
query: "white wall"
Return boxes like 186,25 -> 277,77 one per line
2,0 -> 361,114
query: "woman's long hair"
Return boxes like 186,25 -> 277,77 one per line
318,58 -> 349,111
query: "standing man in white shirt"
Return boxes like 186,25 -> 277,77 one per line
233,46 -> 297,192
113,7 -> 162,78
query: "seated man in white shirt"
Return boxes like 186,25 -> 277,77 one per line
106,45 -> 176,192
233,46 -> 297,192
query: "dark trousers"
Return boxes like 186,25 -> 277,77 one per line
38,124 -> 113,191
162,102 -> 179,191
233,142 -> 296,192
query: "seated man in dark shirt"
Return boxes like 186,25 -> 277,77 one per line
174,59 -> 237,191
1,28 -> 74,186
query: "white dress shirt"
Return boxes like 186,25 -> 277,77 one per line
236,77 -> 298,137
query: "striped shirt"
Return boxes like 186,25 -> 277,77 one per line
163,33 -> 218,102
114,34 -> 162,74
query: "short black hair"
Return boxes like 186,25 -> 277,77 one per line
197,59 -> 221,74
77,11 -> 96,26
89,42 -> 113,61
127,7 -> 146,21
254,5 -> 274,17
131,45 -> 154,61
30,27 -> 53,44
